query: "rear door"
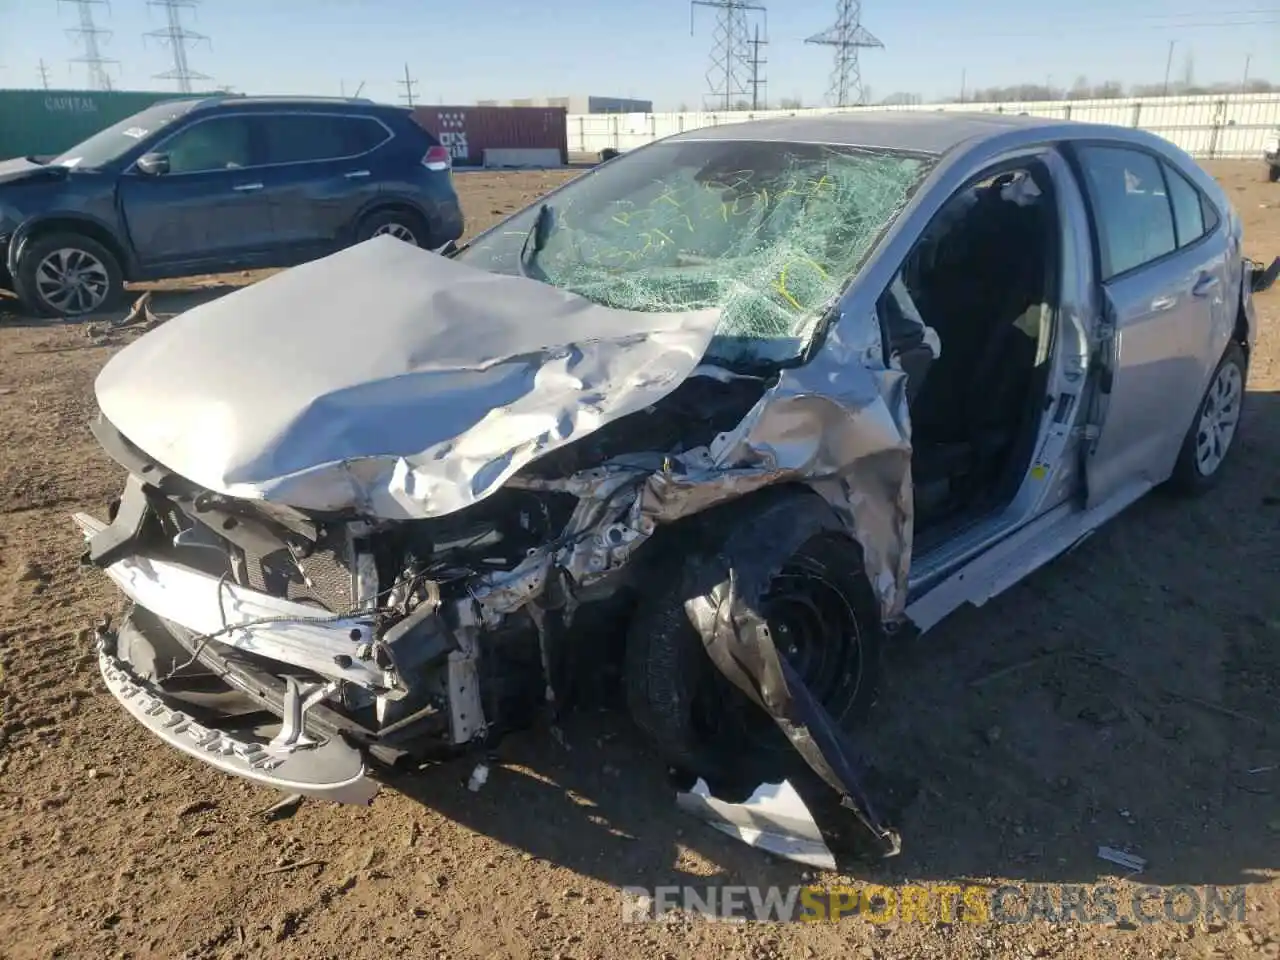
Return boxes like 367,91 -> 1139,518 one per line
1074,143 -> 1230,507
118,114 -> 272,269
250,112 -> 394,262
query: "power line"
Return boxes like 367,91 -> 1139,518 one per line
396,64 -> 418,107
144,0 -> 211,94
59,0 -> 118,92
806,0 -> 883,107
691,0 -> 767,111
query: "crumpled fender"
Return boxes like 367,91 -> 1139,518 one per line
679,492 -> 903,863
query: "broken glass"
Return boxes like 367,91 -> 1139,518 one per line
456,140 -> 932,366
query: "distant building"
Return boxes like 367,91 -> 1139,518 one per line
475,95 -> 653,114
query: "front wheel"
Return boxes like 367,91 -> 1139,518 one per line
624,494 -> 882,795
15,232 -> 124,318
1267,164 -> 1279,183
1167,341 -> 1247,495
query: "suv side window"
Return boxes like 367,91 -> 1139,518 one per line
1162,161 -> 1209,248
162,116 -> 256,174
258,113 -> 387,165
1076,145 -> 1176,279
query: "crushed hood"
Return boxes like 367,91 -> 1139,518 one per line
0,156 -> 66,186
94,235 -> 721,519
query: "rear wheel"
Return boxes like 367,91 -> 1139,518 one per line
15,232 -> 124,318
356,208 -> 429,247
1168,341 -> 1247,495
1268,164 -> 1279,183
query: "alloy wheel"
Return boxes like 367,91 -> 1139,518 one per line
34,247 -> 111,315
1195,360 -> 1243,476
371,222 -> 418,244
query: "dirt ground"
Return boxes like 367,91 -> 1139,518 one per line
0,161 -> 1277,960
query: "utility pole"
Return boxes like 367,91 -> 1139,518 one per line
959,67 -> 966,103
691,0 -> 767,111
38,58 -> 52,89
59,0 -> 118,91
1162,39 -> 1176,96
397,64 -> 418,107
1241,53 -> 1251,94
747,23 -> 767,110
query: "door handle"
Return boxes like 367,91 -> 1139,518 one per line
232,182 -> 263,192
344,170 -> 371,179
1149,294 -> 1178,312
1191,273 -> 1220,298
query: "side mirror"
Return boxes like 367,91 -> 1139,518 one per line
135,152 -> 170,176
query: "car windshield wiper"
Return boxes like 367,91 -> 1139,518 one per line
518,203 -> 555,280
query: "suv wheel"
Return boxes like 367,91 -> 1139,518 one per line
15,232 -> 124,318
357,209 -> 428,247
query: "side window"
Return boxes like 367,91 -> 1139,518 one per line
341,117 -> 392,154
1077,146 -> 1176,279
1163,161 -> 1207,247
259,114 -> 385,165
162,117 -> 256,174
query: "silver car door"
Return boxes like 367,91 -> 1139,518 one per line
1073,143 -> 1226,508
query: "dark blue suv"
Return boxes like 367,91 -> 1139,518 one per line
0,95 -> 465,316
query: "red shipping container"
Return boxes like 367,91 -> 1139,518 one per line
411,105 -> 568,167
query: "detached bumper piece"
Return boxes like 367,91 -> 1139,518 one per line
96,622 -> 378,804
1250,256 -> 1279,294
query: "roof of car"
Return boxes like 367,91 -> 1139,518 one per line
185,95 -> 387,112
664,110 -> 1082,156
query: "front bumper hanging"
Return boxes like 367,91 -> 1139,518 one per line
73,504 -> 384,804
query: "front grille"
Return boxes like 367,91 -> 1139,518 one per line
241,541 -> 354,612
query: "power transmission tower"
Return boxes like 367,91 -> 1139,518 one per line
805,0 -> 883,107
59,0 -> 118,91
747,24 -> 767,110
144,0 -> 212,93
397,64 -> 418,107
691,0 -> 766,111
38,59 -> 53,90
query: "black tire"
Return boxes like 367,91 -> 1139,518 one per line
14,231 -> 124,318
624,494 -> 882,793
1167,341 -> 1247,496
355,208 -> 429,247
599,148 -> 621,163
1268,164 -> 1280,184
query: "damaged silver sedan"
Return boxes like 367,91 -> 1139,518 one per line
74,113 -> 1275,866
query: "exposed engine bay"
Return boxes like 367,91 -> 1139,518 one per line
75,234 -> 922,868
82,370 -> 769,753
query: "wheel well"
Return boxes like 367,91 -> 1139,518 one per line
19,218 -> 130,279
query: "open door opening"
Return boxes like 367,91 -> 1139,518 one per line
881,162 -> 1060,535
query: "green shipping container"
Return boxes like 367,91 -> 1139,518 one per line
0,88 -> 220,160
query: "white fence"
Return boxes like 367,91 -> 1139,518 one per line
567,93 -> 1280,160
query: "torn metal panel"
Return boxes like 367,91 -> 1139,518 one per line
93,236 -> 722,521
678,493 -> 902,863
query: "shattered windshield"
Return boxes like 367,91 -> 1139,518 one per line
50,100 -> 199,169
456,139 -> 931,367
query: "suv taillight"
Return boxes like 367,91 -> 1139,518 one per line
422,145 -> 451,172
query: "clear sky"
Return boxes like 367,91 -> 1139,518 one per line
0,0 -> 1275,109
